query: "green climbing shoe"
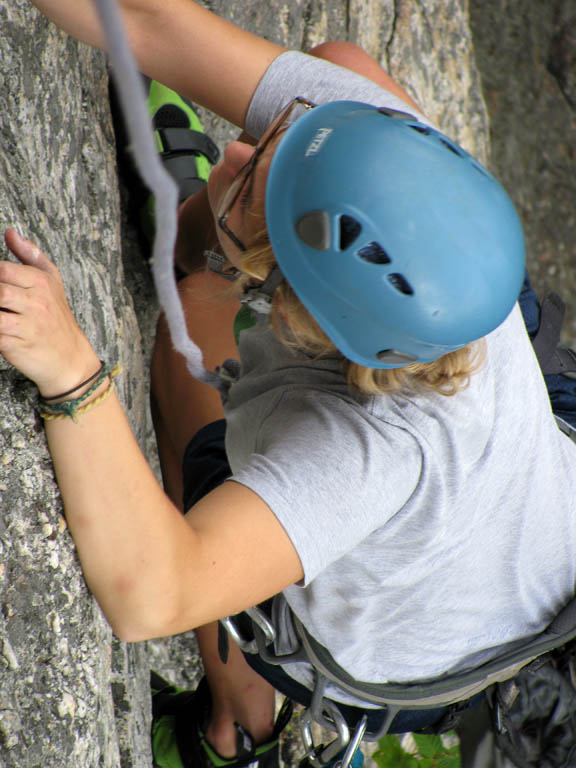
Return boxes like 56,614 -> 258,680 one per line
144,77 -> 220,203
151,672 -> 293,768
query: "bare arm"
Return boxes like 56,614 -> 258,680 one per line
0,230 -> 303,640
44,389 -> 304,641
28,0 -> 286,128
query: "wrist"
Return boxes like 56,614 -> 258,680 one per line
37,352 -> 102,400
38,363 -> 121,422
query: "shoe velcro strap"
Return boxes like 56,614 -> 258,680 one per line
178,177 -> 209,201
161,154 -> 209,201
157,127 -> 220,164
235,723 -> 256,761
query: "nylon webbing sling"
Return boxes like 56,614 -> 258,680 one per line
93,0 -> 223,392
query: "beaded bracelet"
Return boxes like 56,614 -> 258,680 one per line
39,364 -> 121,422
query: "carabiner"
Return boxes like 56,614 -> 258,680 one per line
300,699 -> 350,767
332,715 -> 367,768
220,606 -> 276,655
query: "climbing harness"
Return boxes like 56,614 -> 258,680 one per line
222,604 -> 370,768
221,579 -> 576,768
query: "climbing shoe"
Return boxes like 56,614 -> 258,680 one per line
151,672 -> 293,768
140,78 -> 220,236
109,76 -> 219,248
145,76 -> 220,199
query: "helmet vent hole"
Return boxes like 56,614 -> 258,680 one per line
439,137 -> 463,157
471,160 -> 491,178
388,273 -> 414,295
357,242 -> 391,265
408,124 -> 431,136
339,215 -> 362,250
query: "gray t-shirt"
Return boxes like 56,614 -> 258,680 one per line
226,52 -> 576,705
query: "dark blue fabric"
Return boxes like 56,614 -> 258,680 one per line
518,272 -> 576,429
518,272 -> 540,336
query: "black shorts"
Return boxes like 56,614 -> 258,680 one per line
182,419 -> 231,512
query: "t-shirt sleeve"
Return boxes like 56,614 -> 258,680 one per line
229,391 -> 422,584
245,50 -> 433,139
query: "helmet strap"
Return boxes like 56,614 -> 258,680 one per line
240,266 -> 284,315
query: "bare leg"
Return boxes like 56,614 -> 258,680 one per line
196,624 -> 277,756
151,253 -> 277,759
151,268 -> 239,491
151,39 -> 413,760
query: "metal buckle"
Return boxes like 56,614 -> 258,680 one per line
300,701 -> 367,768
220,606 -> 276,654
220,616 -> 258,654
239,266 -> 284,315
246,606 -> 276,644
239,285 -> 275,315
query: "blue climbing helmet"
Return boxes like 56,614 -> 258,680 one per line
265,100 -> 525,368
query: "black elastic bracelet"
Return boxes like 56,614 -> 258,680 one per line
42,361 -> 105,402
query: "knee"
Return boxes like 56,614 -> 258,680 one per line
308,41 -> 371,66
308,40 -> 419,110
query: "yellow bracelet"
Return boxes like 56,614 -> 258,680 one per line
39,366 -> 122,422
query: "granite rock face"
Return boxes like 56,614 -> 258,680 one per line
0,2 -> 154,766
1,0 -> 573,766
198,0 -> 490,162
469,0 -> 576,345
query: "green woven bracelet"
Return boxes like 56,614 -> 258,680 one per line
39,364 -> 111,418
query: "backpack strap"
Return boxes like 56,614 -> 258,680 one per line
531,292 -> 576,377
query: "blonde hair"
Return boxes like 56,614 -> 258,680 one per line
239,232 -> 485,397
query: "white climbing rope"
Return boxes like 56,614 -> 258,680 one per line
92,0 -> 223,391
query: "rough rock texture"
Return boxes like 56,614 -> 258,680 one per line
469,0 -> 576,345
0,2 -> 155,766
1,0 -> 573,766
197,0 -> 490,163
